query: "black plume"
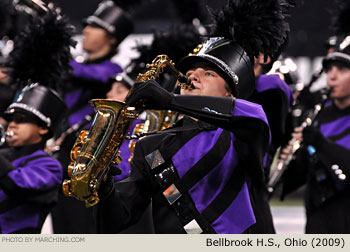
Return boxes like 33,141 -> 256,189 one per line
110,0 -> 145,10
0,0 -> 14,37
331,0 -> 350,36
124,24 -> 204,84
209,0 -> 294,61
131,24 -> 203,68
6,7 -> 75,91
150,25 -> 204,64
170,0 -> 208,24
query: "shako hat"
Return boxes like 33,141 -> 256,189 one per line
83,1 -> 134,45
5,83 -> 67,134
178,0 -> 294,99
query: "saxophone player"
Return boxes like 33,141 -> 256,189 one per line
280,33 -> 350,233
94,0 -> 293,234
105,25 -> 203,183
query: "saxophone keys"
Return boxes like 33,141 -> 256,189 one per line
124,106 -> 139,118
79,130 -> 89,144
112,152 -> 123,165
70,146 -> 80,161
67,161 -> 75,177
62,179 -> 72,197
85,193 -> 100,208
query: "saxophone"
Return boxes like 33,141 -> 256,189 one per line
267,88 -> 330,194
62,55 -> 192,207
128,110 -> 179,162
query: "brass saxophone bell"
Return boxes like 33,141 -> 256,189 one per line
62,99 -> 138,207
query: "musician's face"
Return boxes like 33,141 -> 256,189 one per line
326,62 -> 350,100
6,114 -> 48,147
82,25 -> 115,54
181,66 -> 232,98
106,82 -> 130,102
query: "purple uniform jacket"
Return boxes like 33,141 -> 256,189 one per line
65,58 -> 123,127
0,146 -> 62,234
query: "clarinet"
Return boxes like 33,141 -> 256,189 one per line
267,88 -> 330,194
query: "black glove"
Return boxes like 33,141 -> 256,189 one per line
302,126 -> 325,147
98,165 -> 122,199
125,80 -> 174,110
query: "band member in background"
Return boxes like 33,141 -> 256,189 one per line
0,2 -> 71,233
280,34 -> 350,233
94,0 -> 293,234
249,50 -> 294,182
56,0 -> 134,166
50,0 -> 134,234
0,85 -> 66,234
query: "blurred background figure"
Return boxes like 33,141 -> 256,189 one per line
248,42 -> 295,184
54,0 -> 135,162
0,0 -> 73,234
0,84 -> 67,234
277,1 -> 350,233
0,0 -> 22,131
50,0 -> 136,234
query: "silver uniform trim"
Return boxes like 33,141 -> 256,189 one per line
325,52 -> 350,63
340,35 -> 350,51
85,16 -> 115,34
197,37 -> 225,54
145,149 -> 165,169
7,103 -> 51,127
163,183 -> 182,205
183,219 -> 203,234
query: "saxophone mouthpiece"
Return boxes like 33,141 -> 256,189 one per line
179,76 -> 195,90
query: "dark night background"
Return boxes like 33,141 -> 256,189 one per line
50,0 -> 336,58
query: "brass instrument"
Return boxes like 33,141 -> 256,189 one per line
128,110 -> 178,162
267,88 -> 330,194
143,110 -> 178,132
138,54 -> 195,90
62,100 -> 138,207
62,54 -> 191,207
0,125 -> 14,146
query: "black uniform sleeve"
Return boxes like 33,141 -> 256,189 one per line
0,153 -> 15,179
251,89 -> 289,150
280,148 -> 309,199
316,138 -> 350,180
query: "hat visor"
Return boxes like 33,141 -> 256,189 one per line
322,52 -> 350,69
